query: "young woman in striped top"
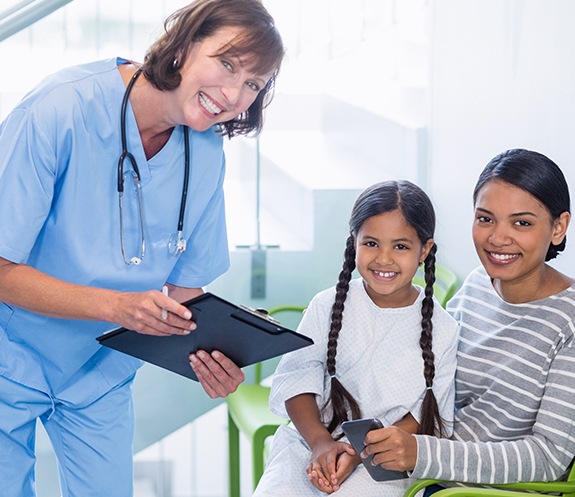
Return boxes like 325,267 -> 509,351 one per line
363,148 -> 575,485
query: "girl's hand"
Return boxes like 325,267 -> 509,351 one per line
332,448 -> 361,491
307,439 -> 356,493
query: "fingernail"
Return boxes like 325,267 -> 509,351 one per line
184,310 -> 192,319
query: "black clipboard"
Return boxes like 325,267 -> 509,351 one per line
96,292 -> 313,381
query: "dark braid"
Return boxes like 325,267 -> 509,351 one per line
417,243 -> 446,436
322,180 -> 446,437
322,235 -> 362,436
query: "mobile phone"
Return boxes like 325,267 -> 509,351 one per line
341,418 -> 408,481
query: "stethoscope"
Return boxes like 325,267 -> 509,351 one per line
118,67 -> 190,265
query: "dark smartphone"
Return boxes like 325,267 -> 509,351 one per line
341,418 -> 408,481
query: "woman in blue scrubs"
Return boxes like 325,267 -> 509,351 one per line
0,1 -> 284,496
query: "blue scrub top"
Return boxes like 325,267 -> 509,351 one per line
0,58 -> 230,405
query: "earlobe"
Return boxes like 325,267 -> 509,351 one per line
552,212 -> 571,245
420,239 -> 435,262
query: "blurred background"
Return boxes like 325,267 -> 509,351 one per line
1,1 -> 574,495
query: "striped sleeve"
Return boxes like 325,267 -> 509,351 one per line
413,341 -> 575,482
411,269 -> 575,483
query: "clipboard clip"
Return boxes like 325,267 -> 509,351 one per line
238,305 -> 282,325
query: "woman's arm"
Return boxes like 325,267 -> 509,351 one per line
394,412 -> 420,434
0,257 -> 196,336
365,343 -> 575,483
0,259 -> 243,396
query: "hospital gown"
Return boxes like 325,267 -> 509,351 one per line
254,278 -> 459,497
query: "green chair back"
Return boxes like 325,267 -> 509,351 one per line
412,263 -> 459,308
253,305 -> 307,384
227,304 -> 306,497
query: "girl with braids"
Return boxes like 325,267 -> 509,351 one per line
363,149 -> 575,489
254,180 -> 459,497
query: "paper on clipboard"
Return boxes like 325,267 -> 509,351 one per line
96,292 -> 313,381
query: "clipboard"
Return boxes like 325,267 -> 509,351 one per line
96,292 -> 313,381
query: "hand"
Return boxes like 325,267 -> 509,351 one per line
307,439 -> 356,493
362,426 -> 418,472
114,289 -> 197,336
189,350 -> 245,398
332,449 -> 361,491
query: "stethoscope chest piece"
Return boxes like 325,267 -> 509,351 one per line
168,231 -> 187,256
117,66 -> 190,265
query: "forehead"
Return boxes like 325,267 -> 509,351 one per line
195,26 -> 242,53
358,210 -> 418,239
475,180 -> 548,213
202,26 -> 279,77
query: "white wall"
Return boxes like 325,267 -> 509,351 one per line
429,0 -> 575,279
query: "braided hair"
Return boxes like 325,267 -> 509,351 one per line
321,180 -> 446,437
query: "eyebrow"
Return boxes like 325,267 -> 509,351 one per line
227,54 -> 269,85
475,207 -> 537,217
361,235 -> 415,244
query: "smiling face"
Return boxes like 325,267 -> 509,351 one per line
355,210 -> 433,308
174,27 -> 273,132
472,179 -> 568,287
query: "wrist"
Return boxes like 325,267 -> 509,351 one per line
307,431 -> 335,451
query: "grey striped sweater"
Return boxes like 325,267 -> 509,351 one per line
412,266 -> 575,483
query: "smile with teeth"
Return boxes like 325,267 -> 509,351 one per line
489,252 -> 519,261
373,270 -> 398,278
199,92 -> 223,115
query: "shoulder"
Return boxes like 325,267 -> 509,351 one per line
543,284 -> 575,330
446,266 -> 493,315
303,280 -> 364,325
429,298 -> 459,348
457,266 -> 492,294
449,268 -> 575,343
13,58 -> 123,119
306,285 -> 338,314
188,125 -> 224,156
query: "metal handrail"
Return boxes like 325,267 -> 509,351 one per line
0,0 -> 74,42
0,1 -> 37,21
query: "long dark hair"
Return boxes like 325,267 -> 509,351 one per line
141,0 -> 284,138
473,148 -> 571,261
322,180 -> 446,437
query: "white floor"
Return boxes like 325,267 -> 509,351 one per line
134,403 -> 255,497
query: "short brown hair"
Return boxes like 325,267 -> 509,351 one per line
142,0 -> 284,137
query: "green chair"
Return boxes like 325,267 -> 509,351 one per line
403,461 -> 575,497
413,263 -> 459,308
227,305 -> 306,497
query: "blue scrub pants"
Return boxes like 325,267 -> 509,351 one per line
0,374 -> 135,497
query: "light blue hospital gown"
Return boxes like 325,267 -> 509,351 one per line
254,278 -> 459,497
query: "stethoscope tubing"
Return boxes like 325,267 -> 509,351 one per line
118,67 -> 143,191
117,65 -> 190,264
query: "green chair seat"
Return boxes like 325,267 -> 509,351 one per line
227,383 -> 288,497
403,461 -> 575,497
227,305 -> 305,497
